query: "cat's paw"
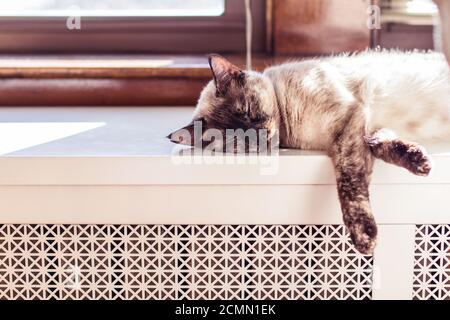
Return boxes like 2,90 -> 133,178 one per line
347,216 -> 378,255
365,129 -> 433,177
404,144 -> 433,176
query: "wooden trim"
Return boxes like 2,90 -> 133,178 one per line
381,13 -> 436,25
0,18 -> 251,54
0,55 -> 271,78
0,62 -> 212,79
0,78 -> 208,106
379,24 -> 434,50
272,0 -> 371,55
265,0 -> 274,54
435,0 -> 450,64
0,54 -> 276,106
0,0 -> 266,54
0,68 -> 210,79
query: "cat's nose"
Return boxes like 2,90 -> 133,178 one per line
166,128 -> 193,146
167,122 -> 196,146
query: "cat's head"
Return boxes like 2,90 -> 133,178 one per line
167,54 -> 279,152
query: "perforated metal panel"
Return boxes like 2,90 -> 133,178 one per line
0,224 -> 373,300
413,225 -> 450,300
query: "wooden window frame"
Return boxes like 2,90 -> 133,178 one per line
375,0 -> 437,50
0,0 -> 266,54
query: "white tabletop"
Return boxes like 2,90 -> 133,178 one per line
0,107 -> 449,185
0,107 -> 195,156
0,107 -> 449,225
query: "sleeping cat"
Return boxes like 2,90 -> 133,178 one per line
168,50 -> 450,255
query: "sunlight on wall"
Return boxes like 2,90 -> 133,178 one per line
0,0 -> 225,17
406,0 -> 437,14
0,59 -> 174,68
0,122 -> 105,155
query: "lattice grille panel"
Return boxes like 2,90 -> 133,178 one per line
413,225 -> 450,300
0,224 -> 373,300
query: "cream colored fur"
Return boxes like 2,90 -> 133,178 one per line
263,50 -> 450,148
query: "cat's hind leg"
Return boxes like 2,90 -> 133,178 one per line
331,124 -> 377,255
365,128 -> 433,176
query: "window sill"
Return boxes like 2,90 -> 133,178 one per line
0,54 -> 213,79
0,54 -> 275,78
381,13 -> 436,26
0,106 -> 449,225
0,54 -> 276,106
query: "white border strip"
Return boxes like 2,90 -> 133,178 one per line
0,184 -> 449,225
372,225 -> 415,300
1,155 -> 450,186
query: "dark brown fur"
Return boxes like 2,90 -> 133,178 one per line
366,129 -> 432,176
329,106 -> 378,254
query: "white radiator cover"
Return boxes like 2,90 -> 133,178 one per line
0,107 -> 449,300
0,224 -> 373,300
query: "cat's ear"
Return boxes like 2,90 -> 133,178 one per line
208,54 -> 244,95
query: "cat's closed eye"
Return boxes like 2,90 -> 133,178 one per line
249,111 -> 268,124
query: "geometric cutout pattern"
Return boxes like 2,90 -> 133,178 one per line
0,224 -> 373,300
413,225 -> 450,300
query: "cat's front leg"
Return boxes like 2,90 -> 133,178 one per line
331,130 -> 377,255
365,128 -> 433,176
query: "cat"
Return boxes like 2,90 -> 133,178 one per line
168,50 -> 450,255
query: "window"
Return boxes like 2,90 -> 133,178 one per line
381,0 -> 438,25
377,0 -> 438,50
0,0 -> 225,17
0,0 -> 265,53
